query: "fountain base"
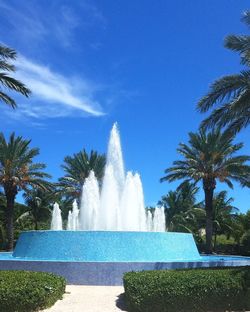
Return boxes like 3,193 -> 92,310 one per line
12,230 -> 200,261
0,231 -> 250,285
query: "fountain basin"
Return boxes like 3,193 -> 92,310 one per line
0,230 -> 250,285
13,231 -> 200,262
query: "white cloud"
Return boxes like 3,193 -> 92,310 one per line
0,0 -> 106,48
8,56 -> 105,119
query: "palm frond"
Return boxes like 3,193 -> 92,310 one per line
0,45 -> 16,59
200,88 -> 250,133
0,132 -> 51,195
161,128 -> 250,193
225,35 -> 250,65
0,92 -> 16,108
198,12 -> 250,133
0,73 -> 31,96
0,60 -> 15,72
59,149 -> 106,200
0,44 -> 31,109
242,10 -> 250,27
197,72 -> 249,113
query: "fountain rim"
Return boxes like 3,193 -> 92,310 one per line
20,230 -> 195,236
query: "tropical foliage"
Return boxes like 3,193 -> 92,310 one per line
0,133 -> 51,250
58,149 -> 106,201
0,141 -> 107,249
161,129 -> 250,253
22,189 -> 54,230
210,191 -> 238,250
0,44 -> 30,108
197,11 -> 250,135
158,182 -> 204,233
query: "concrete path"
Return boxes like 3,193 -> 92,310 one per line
42,285 -> 127,312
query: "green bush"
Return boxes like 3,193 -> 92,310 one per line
0,270 -> 66,312
123,267 -> 250,312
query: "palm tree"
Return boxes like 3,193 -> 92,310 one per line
22,189 -> 53,230
211,191 -> 238,251
0,133 -> 51,250
0,193 -> 32,249
160,129 -> 250,253
0,45 -> 30,108
58,149 -> 106,201
197,11 -> 250,135
158,190 -> 183,231
230,210 -> 250,252
158,182 -> 204,232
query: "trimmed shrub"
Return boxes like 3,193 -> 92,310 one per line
0,270 -> 66,312
123,267 -> 250,312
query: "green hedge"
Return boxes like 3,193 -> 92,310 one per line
123,267 -> 250,312
0,270 -> 66,312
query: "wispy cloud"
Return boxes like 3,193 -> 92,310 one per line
0,1 -> 128,124
4,55 -> 105,120
0,0 -> 106,48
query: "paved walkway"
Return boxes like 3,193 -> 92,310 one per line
42,285 -> 127,312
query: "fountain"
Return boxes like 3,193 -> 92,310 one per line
67,200 -> 79,231
50,203 -> 63,231
51,123 -> 165,232
0,123 -> 250,285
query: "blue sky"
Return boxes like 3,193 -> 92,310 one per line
0,0 -> 250,212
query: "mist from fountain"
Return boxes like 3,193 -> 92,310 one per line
79,171 -> 100,230
72,200 -> 80,230
51,123 -> 166,232
67,211 -> 72,230
145,207 -> 166,232
152,207 -> 166,232
51,203 -> 63,230
146,210 -> 153,231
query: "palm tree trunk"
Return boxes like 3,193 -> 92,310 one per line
5,193 -> 15,251
203,179 -> 215,254
35,219 -> 38,231
205,202 -> 213,253
214,230 -> 217,252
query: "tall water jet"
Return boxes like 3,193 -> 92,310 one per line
99,164 -> 120,230
120,172 -> 147,231
120,172 -> 139,231
79,171 -> 100,230
106,123 -> 125,196
133,173 -> 147,231
51,203 -> 63,230
67,200 -> 79,230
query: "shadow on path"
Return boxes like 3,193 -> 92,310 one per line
116,293 -> 128,311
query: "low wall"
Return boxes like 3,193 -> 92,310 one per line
1,259 -> 250,285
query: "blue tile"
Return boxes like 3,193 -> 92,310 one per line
12,231 -> 201,261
